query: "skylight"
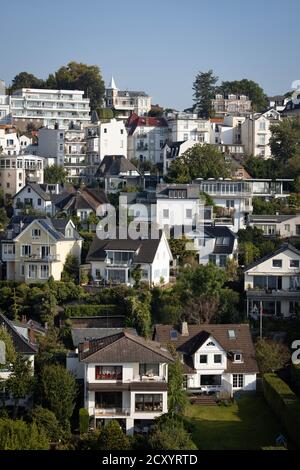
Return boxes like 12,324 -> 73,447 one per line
228,329 -> 236,339
170,329 -> 178,341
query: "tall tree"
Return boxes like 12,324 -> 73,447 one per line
38,364 -> 77,430
256,339 -> 290,374
217,79 -> 268,111
51,61 -> 105,110
193,70 -> 218,118
167,143 -> 230,183
0,419 -> 49,450
270,117 -> 300,164
168,358 -> 187,414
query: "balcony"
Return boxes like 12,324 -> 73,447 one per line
22,254 -> 60,262
94,407 -> 131,417
246,288 -> 300,300
105,257 -> 132,267
136,144 -> 148,151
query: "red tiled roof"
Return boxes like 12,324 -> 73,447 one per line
126,113 -> 168,135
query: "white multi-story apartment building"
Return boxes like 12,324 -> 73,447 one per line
241,109 -> 281,159
67,331 -> 173,435
0,80 -> 10,125
166,112 -> 210,144
0,153 -> 44,199
154,323 -> 258,396
211,94 -> 252,116
10,88 -> 90,130
105,77 -> 151,119
85,118 -> 127,180
245,244 -> 300,318
127,113 -> 168,164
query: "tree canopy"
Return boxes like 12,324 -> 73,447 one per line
9,62 -> 105,110
217,79 -> 268,111
44,165 -> 68,184
193,70 -> 218,118
167,144 -> 230,183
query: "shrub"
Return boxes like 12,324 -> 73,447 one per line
79,408 -> 89,435
263,373 -> 300,448
64,304 -> 118,317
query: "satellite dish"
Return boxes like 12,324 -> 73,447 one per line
0,341 -> 6,365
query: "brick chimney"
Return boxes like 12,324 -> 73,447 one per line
181,322 -> 189,337
83,340 -> 90,353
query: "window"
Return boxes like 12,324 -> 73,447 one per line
27,187 -> 31,193
28,264 -> 37,279
37,198 -> 41,206
3,244 -> 14,255
139,364 -> 159,377
185,209 -> 193,219
135,394 -> 163,412
200,375 -> 221,386
20,265 -> 25,276
207,341 -> 216,347
216,237 -> 230,245
95,366 -> 122,380
209,254 -> 216,265
183,133 -> 189,140
226,200 -> 235,208
95,391 -> 122,409
290,260 -> 299,268
163,209 -> 169,219
234,353 -> 243,362
214,354 -> 222,364
259,120 -> 266,131
170,329 -> 178,341
21,245 -> 31,257
104,128 -> 107,133
284,224 -> 290,232
40,265 -> 49,279
120,129 -> 124,134
219,255 -> 227,267
199,354 -> 208,364
228,329 -> 236,339
272,259 -> 282,268
233,374 -> 244,388
32,228 -> 41,238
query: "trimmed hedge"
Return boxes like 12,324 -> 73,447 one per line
263,373 -> 300,449
64,304 -> 119,318
291,363 -> 300,395
79,408 -> 89,435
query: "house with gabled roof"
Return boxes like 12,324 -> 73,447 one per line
245,244 -> 300,318
154,322 -> 258,397
1,216 -> 82,283
67,330 -> 173,435
86,231 -> 172,286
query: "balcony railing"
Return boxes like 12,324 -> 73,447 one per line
94,407 -> 131,416
105,258 -> 132,267
22,254 -> 60,262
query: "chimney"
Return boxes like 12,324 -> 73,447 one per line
21,315 -> 27,324
181,322 -> 189,337
28,328 -> 36,345
83,340 -> 90,353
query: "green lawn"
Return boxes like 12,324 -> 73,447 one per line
184,394 -> 285,450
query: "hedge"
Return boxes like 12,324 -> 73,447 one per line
263,373 -> 300,449
64,304 -> 119,318
79,408 -> 89,435
291,363 -> 300,395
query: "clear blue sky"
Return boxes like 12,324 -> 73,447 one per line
1,0 -> 299,109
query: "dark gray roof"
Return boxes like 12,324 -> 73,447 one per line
156,183 -> 199,199
0,313 -> 37,355
96,155 -> 140,177
244,243 -> 300,271
249,214 -> 297,223
204,226 -> 236,255
79,331 -> 174,363
86,233 -> 162,264
13,183 -> 51,201
71,327 -> 137,348
118,90 -> 149,98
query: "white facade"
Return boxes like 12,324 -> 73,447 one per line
163,140 -> 197,174
185,334 -> 256,396
13,184 -> 53,215
166,112 -> 210,144
85,119 -> 127,179
241,110 -> 281,159
248,215 -> 300,238
10,88 -> 90,129
89,233 -> 172,286
127,120 -> 168,164
0,128 -> 33,156
245,245 -> 300,318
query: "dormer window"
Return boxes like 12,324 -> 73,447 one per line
32,228 -> 41,238
234,353 -> 243,363
272,259 -> 282,268
228,329 -> 236,340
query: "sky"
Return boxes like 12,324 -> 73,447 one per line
1,0 -> 299,110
